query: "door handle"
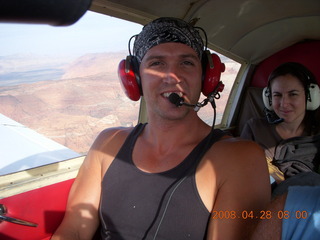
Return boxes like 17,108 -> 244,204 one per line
0,204 -> 37,227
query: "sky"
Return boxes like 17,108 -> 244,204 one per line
0,11 -> 143,57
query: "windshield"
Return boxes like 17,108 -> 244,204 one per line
0,11 -> 142,175
0,11 -> 240,175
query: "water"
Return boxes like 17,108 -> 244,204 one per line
0,68 -> 65,87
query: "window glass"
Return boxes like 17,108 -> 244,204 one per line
0,11 -> 142,175
0,12 -> 240,175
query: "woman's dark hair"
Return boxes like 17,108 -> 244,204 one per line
268,62 -> 320,135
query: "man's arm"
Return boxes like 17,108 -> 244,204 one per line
206,140 -> 271,240
250,194 -> 285,240
51,142 -> 103,239
51,128 -> 128,240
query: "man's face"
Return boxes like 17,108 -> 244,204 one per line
139,42 -> 203,120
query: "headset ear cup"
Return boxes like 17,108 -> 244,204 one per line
307,83 -> 320,110
202,51 -> 225,96
117,56 -> 141,101
262,87 -> 273,111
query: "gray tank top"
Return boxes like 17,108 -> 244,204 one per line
99,123 -> 225,239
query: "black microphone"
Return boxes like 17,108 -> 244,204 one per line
269,117 -> 284,124
264,108 -> 284,124
168,93 -> 196,108
168,93 -> 183,106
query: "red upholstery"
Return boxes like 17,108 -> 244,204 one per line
0,179 -> 74,240
251,40 -> 320,88
235,40 -> 320,136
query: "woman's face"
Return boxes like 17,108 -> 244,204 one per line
270,74 -> 306,124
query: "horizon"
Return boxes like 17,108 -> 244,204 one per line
0,11 -> 143,86
1,11 -> 143,57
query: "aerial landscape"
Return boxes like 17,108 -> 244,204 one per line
0,51 -> 239,154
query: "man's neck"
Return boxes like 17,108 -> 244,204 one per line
143,118 -> 211,150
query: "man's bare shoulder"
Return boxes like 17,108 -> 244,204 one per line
206,135 -> 267,178
83,126 -> 135,175
92,126 -> 134,148
97,126 -> 133,138
86,126 -> 133,163
214,135 -> 264,157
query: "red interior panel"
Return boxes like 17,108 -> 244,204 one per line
0,178 -> 74,240
251,40 -> 320,88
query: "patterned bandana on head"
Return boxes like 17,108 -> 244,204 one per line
133,17 -> 205,63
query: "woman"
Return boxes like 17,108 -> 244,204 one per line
241,62 -> 320,183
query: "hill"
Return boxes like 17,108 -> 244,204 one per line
0,52 -> 139,154
0,52 -> 239,154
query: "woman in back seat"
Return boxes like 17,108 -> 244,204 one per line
240,62 -> 320,186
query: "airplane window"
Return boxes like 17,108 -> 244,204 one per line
0,12 -> 240,175
0,11 -> 142,175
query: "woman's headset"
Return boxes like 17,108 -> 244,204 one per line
118,30 -> 225,101
262,62 -> 320,111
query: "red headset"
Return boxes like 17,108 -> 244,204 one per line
118,50 -> 225,101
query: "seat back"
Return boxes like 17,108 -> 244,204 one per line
251,40 -> 320,88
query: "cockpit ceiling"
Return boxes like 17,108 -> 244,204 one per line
90,0 -> 320,64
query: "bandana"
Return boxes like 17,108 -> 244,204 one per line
133,17 -> 204,63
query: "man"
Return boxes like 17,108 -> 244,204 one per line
52,17 -> 270,240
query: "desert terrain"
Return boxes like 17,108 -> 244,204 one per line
0,52 -> 239,154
